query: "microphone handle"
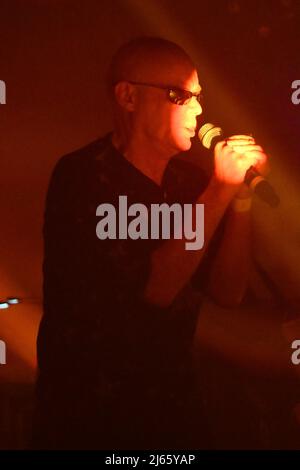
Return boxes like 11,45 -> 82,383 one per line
244,166 -> 280,208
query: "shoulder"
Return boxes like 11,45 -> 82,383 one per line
46,134 -> 112,202
51,134 -> 110,180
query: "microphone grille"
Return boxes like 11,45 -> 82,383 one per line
198,123 -> 223,149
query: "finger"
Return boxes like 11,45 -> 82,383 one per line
255,157 -> 270,176
236,156 -> 259,171
229,152 -> 263,166
226,144 -> 263,153
228,148 -> 268,165
214,140 -> 235,159
227,134 -> 254,140
215,140 -> 227,152
226,135 -> 255,144
239,150 -> 267,163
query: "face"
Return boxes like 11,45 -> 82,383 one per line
132,62 -> 202,156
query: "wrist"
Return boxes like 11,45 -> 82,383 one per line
235,183 -> 252,200
231,196 -> 252,213
208,176 -> 239,203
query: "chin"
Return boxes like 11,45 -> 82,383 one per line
167,134 -> 192,154
176,137 -> 192,152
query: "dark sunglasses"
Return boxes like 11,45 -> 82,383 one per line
126,80 -> 203,106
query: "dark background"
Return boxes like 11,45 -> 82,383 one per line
0,0 -> 299,449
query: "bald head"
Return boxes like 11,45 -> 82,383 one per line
108,37 -> 202,159
107,37 -> 196,96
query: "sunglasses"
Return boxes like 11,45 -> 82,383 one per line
126,80 -> 203,106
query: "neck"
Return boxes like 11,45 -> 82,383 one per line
112,129 -> 172,187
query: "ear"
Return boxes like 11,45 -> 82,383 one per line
114,81 -> 137,112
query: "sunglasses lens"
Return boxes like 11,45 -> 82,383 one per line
169,89 -> 190,105
169,89 -> 203,105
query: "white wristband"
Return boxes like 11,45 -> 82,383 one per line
231,197 -> 252,212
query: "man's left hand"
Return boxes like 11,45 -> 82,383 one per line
226,135 -> 269,199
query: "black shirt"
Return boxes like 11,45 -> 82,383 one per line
35,133 -> 215,449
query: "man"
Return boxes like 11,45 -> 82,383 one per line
34,37 -> 267,449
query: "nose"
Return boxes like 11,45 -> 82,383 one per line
190,96 -> 202,116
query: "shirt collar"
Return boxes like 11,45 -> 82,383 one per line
104,132 -> 165,202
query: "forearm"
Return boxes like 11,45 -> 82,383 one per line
207,200 -> 252,307
144,178 -> 237,307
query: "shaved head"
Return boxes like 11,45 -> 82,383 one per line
107,36 -> 196,94
108,37 -> 202,161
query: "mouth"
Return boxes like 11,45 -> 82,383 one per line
185,128 -> 196,136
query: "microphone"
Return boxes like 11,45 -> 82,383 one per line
198,123 -> 280,208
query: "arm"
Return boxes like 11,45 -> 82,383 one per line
207,186 -> 252,307
144,137 -> 267,308
144,176 -> 238,307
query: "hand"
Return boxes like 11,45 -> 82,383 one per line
214,135 -> 268,191
227,135 -> 270,178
